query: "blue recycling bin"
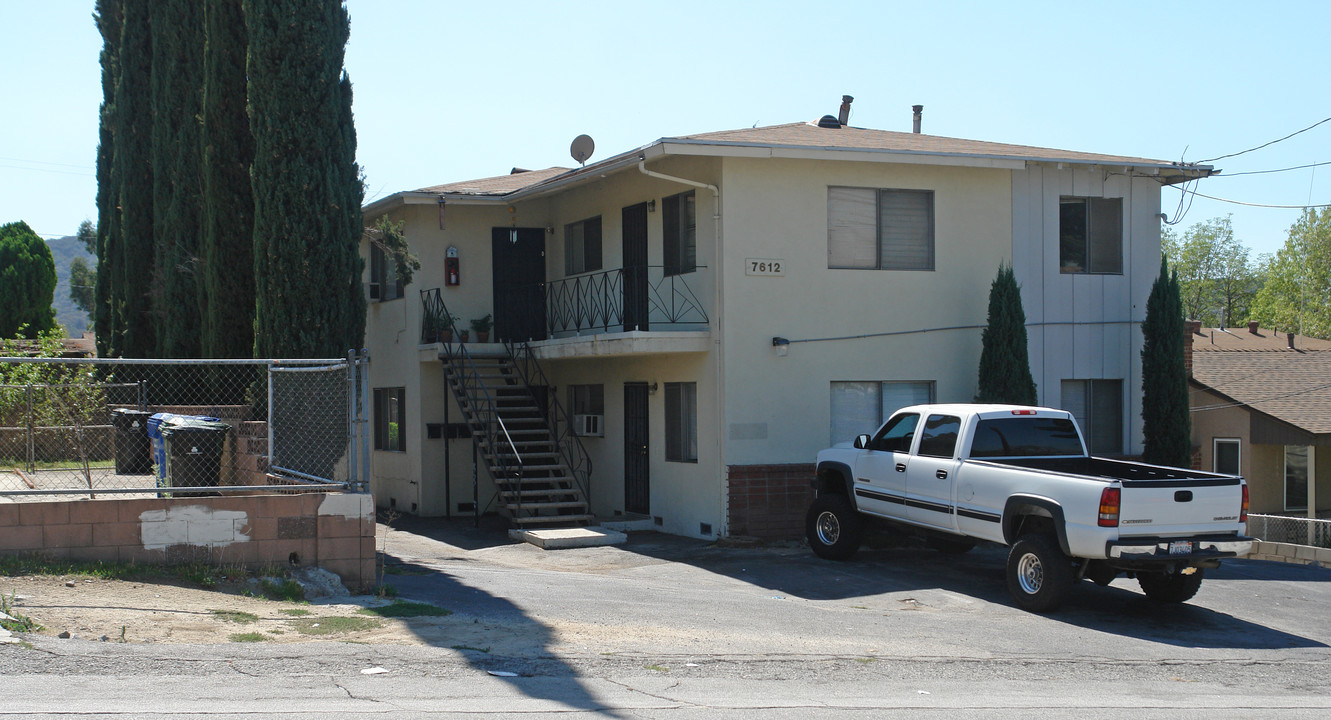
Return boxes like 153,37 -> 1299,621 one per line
148,413 -> 219,488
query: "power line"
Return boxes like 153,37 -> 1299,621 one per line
0,163 -> 95,178
1213,160 -> 1331,178
1180,187 -> 1331,210
1196,116 -> 1331,163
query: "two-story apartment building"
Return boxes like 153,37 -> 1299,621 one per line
360,108 -> 1213,540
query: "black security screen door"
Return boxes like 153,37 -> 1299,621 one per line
624,381 -> 650,515
492,227 -> 547,343
622,203 -> 649,332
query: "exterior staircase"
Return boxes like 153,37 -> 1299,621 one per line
440,343 -> 594,528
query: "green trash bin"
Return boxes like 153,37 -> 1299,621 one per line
160,418 -> 232,493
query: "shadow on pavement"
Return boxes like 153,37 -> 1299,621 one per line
376,515 -> 625,717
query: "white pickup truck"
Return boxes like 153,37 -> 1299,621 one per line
807,403 -> 1252,612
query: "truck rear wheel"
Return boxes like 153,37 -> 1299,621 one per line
806,495 -> 861,560
1006,533 -> 1074,612
1138,568 -> 1204,603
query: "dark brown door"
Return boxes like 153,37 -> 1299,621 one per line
622,203 -> 649,332
623,381 -> 650,514
492,227 -> 547,342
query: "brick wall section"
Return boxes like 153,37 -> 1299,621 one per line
727,463 -> 816,539
0,493 -> 376,591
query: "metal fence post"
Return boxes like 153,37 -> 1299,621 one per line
347,351 -> 357,491
267,362 -> 275,480
359,349 -> 370,494
25,384 -> 34,472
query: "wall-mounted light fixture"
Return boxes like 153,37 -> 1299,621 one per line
647,199 -> 656,212
648,382 -> 659,395
772,336 -> 790,357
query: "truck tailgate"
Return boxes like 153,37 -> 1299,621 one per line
1118,478 -> 1244,536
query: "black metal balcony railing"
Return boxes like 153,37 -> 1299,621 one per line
528,265 -> 709,337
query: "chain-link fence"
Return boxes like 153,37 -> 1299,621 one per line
0,355 -> 369,500
1248,514 -> 1331,549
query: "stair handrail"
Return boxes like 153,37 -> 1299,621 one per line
503,340 -> 593,508
427,292 -> 527,515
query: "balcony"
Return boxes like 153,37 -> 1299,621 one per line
421,266 -> 710,359
536,265 -> 709,338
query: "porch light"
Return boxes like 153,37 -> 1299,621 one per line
772,336 -> 790,357
509,228 -> 518,244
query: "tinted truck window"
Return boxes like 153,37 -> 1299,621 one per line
970,417 -> 1084,458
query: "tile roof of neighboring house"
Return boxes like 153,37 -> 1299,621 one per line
1190,326 -> 1331,435
418,167 -> 570,196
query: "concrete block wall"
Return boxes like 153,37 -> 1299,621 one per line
1249,540 -> 1331,568
0,492 -> 376,591
727,463 -> 815,539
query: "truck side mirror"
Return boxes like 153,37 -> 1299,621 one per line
854,434 -> 871,449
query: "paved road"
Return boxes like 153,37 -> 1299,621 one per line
4,517 -> 1330,718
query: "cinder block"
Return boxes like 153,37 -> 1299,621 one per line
69,500 -> 119,526
18,502 -> 69,527
318,536 -> 360,562
0,503 -> 19,526
1295,544 -> 1317,561
1315,547 -> 1331,565
277,516 -> 316,540
0,525 -> 43,551
317,515 -> 360,539
77,545 -> 119,564
43,523 -> 92,548
92,522 -> 140,547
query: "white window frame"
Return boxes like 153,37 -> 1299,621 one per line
1285,445 -> 1309,512
1213,438 -> 1241,476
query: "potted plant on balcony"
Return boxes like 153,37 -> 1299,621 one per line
470,314 -> 493,343
433,314 -> 459,343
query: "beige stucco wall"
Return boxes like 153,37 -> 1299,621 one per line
716,157 -> 1011,467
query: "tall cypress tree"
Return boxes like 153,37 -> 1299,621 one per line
247,0 -> 365,359
112,0 -> 155,357
93,0 -> 123,357
975,264 -> 1038,405
149,0 -> 205,358
1142,256 -> 1191,467
200,0 -> 255,359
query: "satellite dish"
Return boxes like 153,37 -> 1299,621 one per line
570,134 -> 595,166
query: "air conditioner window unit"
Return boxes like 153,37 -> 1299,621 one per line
574,414 -> 603,437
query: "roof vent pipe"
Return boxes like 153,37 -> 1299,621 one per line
912,104 -> 923,133
838,95 -> 854,126
1249,321 -> 1259,334
1288,332 -> 1296,349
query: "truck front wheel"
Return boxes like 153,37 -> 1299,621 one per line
1137,568 -> 1204,603
1006,533 -> 1074,612
806,495 -> 861,560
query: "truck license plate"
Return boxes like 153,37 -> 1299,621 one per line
1169,540 -> 1192,555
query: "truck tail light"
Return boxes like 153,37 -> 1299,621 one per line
1240,483 -> 1249,523
1098,487 -> 1121,527
1011,409 -> 1036,415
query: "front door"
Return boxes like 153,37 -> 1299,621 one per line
622,203 -> 649,332
492,227 -> 546,343
623,381 -> 650,514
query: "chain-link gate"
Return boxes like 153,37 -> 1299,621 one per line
0,354 -> 369,499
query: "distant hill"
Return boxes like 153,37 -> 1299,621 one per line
45,235 -> 95,338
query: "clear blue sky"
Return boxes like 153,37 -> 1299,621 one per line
2,0 -> 1327,259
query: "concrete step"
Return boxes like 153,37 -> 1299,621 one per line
508,526 -> 627,549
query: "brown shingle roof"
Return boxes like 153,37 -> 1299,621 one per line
673,122 -> 1195,171
1191,327 -> 1331,434
419,167 -> 570,196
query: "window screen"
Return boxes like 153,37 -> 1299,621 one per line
1285,445 -> 1308,511
828,187 -> 934,271
1060,197 -> 1122,274
1061,379 -> 1122,455
564,216 -> 602,275
663,190 -> 696,276
830,381 -> 933,445
666,382 -> 697,462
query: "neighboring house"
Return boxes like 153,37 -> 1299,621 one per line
1188,321 -> 1331,519
360,103 -> 1213,540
